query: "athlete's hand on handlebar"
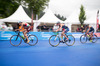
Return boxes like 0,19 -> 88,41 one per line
15,29 -> 19,31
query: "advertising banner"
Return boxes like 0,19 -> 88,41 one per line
0,31 -> 99,40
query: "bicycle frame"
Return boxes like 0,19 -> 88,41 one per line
54,32 -> 66,42
15,31 -> 23,39
83,33 -> 95,40
15,31 -> 30,42
10,31 -> 38,46
49,32 -> 75,47
80,32 -> 98,43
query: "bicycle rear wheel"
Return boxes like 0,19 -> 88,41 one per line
49,35 -> 60,47
92,34 -> 98,43
80,35 -> 87,43
10,35 -> 22,46
28,35 -> 38,46
64,35 -> 75,46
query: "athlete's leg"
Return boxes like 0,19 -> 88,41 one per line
61,31 -> 68,40
24,30 -> 30,43
23,29 -> 30,43
23,29 -> 27,38
61,31 -> 64,41
90,32 -> 93,40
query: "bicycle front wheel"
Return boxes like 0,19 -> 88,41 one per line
92,34 -> 98,43
10,35 -> 22,46
80,35 -> 87,43
64,35 -> 75,46
49,35 -> 60,47
28,35 -> 38,46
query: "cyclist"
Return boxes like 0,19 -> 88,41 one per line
84,25 -> 94,42
15,21 -> 32,43
55,22 -> 69,42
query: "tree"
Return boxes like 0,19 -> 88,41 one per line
0,0 -> 49,19
79,5 -> 86,25
0,0 -> 19,18
55,14 -> 66,21
39,11 -> 45,19
25,0 -> 49,19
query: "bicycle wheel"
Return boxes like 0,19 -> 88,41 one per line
64,35 -> 75,46
49,35 -> 60,47
10,35 -> 22,46
28,35 -> 38,46
92,34 -> 98,43
80,35 -> 87,43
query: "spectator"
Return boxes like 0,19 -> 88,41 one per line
41,23 -> 49,30
7,24 -> 13,31
37,24 -> 41,32
76,27 -> 80,32
0,23 -> 7,31
42,23 -> 47,29
97,29 -> 100,32
49,27 -> 53,32
13,23 -> 19,31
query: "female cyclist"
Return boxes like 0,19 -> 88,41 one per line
15,21 -> 32,43
55,22 -> 69,42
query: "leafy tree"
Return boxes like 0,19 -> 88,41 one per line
79,5 -> 86,25
25,0 -> 49,19
0,0 -> 49,19
39,11 -> 45,19
0,0 -> 19,18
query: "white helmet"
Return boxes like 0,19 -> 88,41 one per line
18,21 -> 22,23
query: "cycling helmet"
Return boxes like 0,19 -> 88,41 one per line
57,21 -> 60,24
18,21 -> 22,23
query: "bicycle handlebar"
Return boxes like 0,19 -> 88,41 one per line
14,30 -> 20,34
53,30 -> 62,32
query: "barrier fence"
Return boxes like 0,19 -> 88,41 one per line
0,31 -> 100,40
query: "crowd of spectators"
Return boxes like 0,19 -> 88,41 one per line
36,23 -> 60,32
76,25 -> 85,32
37,24 -> 50,32
0,23 -> 13,31
1,23 -> 100,32
76,27 -> 82,32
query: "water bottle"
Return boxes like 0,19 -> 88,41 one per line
21,35 -> 25,39
87,34 -> 90,38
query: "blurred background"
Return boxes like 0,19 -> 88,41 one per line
0,0 -> 100,32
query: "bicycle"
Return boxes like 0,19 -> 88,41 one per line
10,31 -> 38,46
80,33 -> 98,43
49,32 -> 75,47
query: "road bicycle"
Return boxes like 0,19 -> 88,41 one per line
10,31 -> 38,46
80,33 -> 98,43
49,32 -> 75,47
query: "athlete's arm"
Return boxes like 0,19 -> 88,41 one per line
56,24 -> 62,32
15,23 -> 24,31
